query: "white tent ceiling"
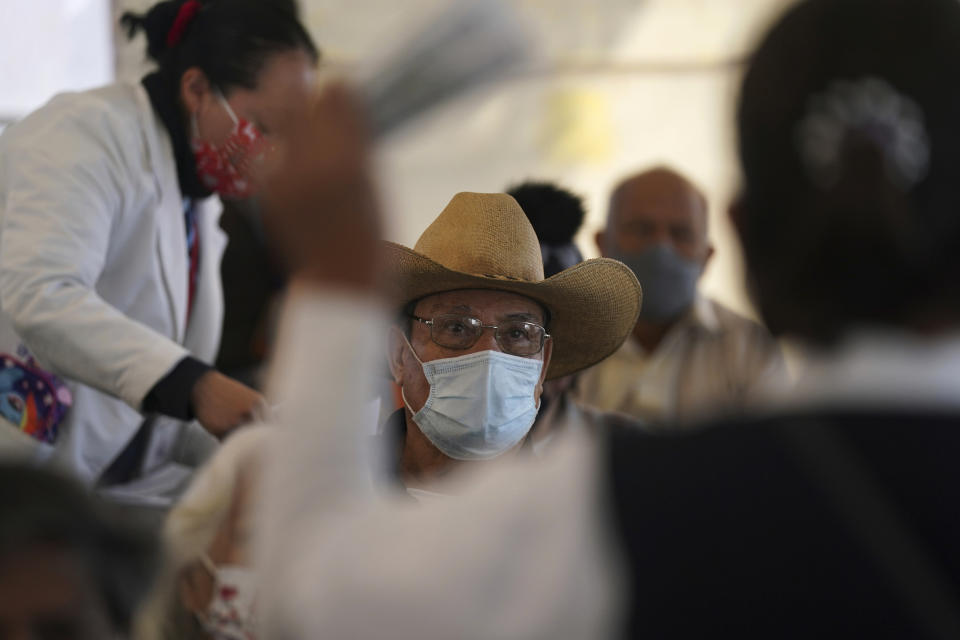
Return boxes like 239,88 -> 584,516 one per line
303,0 -> 793,67
112,0 -> 796,79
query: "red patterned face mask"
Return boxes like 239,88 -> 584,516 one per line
191,92 -> 269,199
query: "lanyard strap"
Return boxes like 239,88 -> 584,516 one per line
782,421 -> 960,639
184,198 -> 200,323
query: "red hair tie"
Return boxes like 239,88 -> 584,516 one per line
166,0 -> 201,47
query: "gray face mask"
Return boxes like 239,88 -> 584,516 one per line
612,244 -> 702,322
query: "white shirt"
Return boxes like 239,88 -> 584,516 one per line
574,296 -> 787,425
764,330 -> 960,413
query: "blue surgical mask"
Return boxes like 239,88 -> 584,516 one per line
400,337 -> 542,461
612,244 -> 702,322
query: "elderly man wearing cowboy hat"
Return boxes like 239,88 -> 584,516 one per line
383,191 -> 642,491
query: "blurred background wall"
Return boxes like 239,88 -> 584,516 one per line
0,0 -> 114,128
2,0 -> 795,317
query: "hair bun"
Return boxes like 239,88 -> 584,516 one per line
119,0 -> 316,96
507,181 -> 587,245
120,0 -> 199,62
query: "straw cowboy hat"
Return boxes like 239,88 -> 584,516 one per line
384,192 -> 643,379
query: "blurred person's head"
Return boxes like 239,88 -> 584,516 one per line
597,167 -> 714,325
507,181 -> 587,402
735,0 -> 960,344
506,181 -> 586,278
137,427 -> 269,640
385,193 -> 641,481
121,0 -> 319,198
0,464 -> 157,640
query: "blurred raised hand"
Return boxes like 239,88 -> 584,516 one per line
260,82 -> 382,293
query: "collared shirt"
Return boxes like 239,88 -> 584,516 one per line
763,329 -> 960,413
573,296 -> 787,426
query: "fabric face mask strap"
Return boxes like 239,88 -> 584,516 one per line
396,329 -> 425,414
215,89 -> 240,128
190,89 -> 240,138
399,385 -> 418,416
190,90 -> 238,140
397,329 -> 425,367
213,89 -> 240,131
191,553 -> 218,628
200,552 -> 218,577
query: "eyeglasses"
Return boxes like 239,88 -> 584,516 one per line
410,314 -> 550,357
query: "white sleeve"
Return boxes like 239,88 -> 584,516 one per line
0,103 -> 189,409
256,290 -> 624,639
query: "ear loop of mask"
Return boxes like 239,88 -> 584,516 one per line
215,90 -> 240,128
199,552 -> 218,577
191,89 -> 240,140
395,329 -> 425,415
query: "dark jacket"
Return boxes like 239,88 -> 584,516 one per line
606,410 -> 960,639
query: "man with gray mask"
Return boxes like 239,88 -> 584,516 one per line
575,166 -> 785,426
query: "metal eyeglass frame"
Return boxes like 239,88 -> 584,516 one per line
409,314 -> 550,356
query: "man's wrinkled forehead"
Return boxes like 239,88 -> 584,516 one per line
413,289 -> 548,323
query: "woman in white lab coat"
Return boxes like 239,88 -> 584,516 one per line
0,0 -> 318,498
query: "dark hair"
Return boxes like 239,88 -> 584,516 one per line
507,181 -> 586,245
737,0 -> 960,343
507,181 -> 586,277
0,464 -> 158,634
121,0 -> 318,94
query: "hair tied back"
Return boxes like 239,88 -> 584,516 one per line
166,0 -> 202,47
796,77 -> 931,192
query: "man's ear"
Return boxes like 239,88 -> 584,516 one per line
386,326 -> 408,386
595,230 -> 608,257
703,243 -> 716,270
729,195 -> 747,247
178,564 -> 211,615
180,66 -> 211,115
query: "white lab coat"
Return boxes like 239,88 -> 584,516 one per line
0,82 -> 226,487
